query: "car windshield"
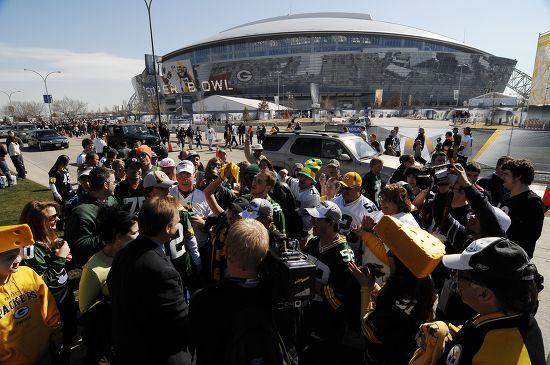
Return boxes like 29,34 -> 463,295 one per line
123,125 -> 155,136
344,138 -> 378,159
37,130 -> 59,137
17,124 -> 34,130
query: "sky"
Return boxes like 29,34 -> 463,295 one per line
0,0 -> 549,111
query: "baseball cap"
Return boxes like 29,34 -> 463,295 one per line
126,159 -> 142,170
176,160 -> 195,174
251,144 -> 263,151
327,159 -> 340,168
143,171 -> 176,189
78,168 -> 92,180
159,157 -> 176,168
0,224 -> 35,253
340,172 -> 362,188
305,201 -> 342,224
230,197 -> 250,214
217,148 -> 227,154
245,164 -> 261,175
187,151 -> 200,160
135,145 -> 153,158
442,237 -> 533,282
240,198 -> 273,219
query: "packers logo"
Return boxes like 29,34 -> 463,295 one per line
14,306 -> 30,319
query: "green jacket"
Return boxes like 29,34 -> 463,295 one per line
23,243 -> 70,304
65,194 -> 117,267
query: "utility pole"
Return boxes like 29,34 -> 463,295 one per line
23,69 -> 61,122
0,90 -> 21,121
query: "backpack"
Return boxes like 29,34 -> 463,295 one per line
225,305 -> 291,365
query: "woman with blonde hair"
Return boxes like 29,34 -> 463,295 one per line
20,201 -> 76,364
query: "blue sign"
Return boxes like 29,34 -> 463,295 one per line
43,95 -> 52,104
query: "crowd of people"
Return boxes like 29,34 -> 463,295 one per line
0,125 -> 547,365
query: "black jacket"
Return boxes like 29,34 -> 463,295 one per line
477,173 -> 508,206
107,235 -> 189,365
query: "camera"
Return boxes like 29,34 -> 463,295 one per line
415,163 -> 457,190
263,237 -> 316,309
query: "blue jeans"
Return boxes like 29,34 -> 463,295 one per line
0,160 -> 13,186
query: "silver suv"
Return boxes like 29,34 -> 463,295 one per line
262,131 -> 400,181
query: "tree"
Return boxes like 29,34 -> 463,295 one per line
242,106 -> 250,122
258,99 -> 269,111
286,94 -> 296,111
9,101 -> 45,121
52,97 -> 87,123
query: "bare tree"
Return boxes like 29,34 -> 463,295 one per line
9,101 -> 46,121
52,97 -> 87,123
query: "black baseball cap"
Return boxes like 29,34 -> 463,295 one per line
443,237 -> 533,282
230,197 -> 250,213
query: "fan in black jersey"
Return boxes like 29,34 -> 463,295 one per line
114,160 -> 146,215
48,155 -> 74,204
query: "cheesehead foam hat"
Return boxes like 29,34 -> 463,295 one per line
0,224 -> 35,253
297,158 -> 322,183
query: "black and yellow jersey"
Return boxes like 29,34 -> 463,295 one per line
438,311 -> 544,365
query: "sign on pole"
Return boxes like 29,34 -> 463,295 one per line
43,95 -> 53,104
453,90 -> 459,101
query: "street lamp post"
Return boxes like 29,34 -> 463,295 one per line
144,0 -> 162,125
23,69 -> 61,122
274,71 -> 282,115
0,90 -> 21,121
456,63 -> 468,107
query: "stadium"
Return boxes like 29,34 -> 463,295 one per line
143,13 -> 518,111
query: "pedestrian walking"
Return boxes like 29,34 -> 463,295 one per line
206,124 -> 215,151
195,126 -> 203,149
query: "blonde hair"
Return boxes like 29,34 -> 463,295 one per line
225,219 -> 269,271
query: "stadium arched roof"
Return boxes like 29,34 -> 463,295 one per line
163,12 -> 486,59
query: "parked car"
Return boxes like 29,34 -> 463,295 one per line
0,125 -> 11,139
262,131 -> 400,181
27,129 -> 69,150
105,123 -> 168,159
14,123 -> 36,142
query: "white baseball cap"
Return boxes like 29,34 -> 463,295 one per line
159,157 -> 176,168
251,144 -> 264,151
305,201 -> 342,224
240,198 -> 273,219
176,160 -> 195,174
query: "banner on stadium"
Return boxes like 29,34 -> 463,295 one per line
529,31 -> 550,106
375,89 -> 383,107
310,83 -> 320,107
144,54 -> 161,76
160,59 -> 198,94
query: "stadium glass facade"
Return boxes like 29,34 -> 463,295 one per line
158,16 -> 517,110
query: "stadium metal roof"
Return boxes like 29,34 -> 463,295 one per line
163,12 -> 486,59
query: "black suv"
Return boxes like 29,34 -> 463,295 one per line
105,123 -> 168,159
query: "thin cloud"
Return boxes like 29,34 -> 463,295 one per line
0,43 -> 143,81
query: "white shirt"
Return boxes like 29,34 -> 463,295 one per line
168,186 -> 212,246
286,177 -> 320,232
76,151 -> 87,167
392,212 -> 420,228
206,127 -> 215,140
232,125 -> 238,137
459,134 -> 473,157
93,137 -> 107,154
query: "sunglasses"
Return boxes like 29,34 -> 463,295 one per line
342,185 -> 356,191
47,214 -> 58,222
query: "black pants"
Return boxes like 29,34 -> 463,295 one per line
10,154 -> 26,179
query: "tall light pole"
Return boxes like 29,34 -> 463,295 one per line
144,0 -> 162,125
23,69 -> 61,122
1,90 -> 21,121
456,63 -> 468,107
274,71 -> 281,115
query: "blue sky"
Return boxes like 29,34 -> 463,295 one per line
0,0 -> 549,111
